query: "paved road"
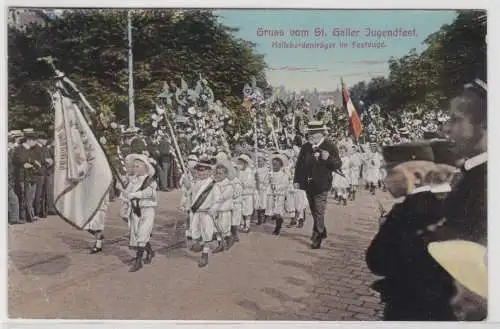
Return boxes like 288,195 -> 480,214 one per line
9,188 -> 395,320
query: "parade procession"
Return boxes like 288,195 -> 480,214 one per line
7,8 -> 487,322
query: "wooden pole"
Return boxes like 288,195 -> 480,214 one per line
127,10 -> 135,129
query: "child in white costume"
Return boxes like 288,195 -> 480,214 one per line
266,154 -> 291,236
348,145 -> 362,201
117,153 -> 158,272
230,163 -> 243,247
179,154 -> 198,241
84,192 -> 110,254
189,158 -> 221,268
212,160 -> 235,253
236,154 -> 256,233
363,143 -> 381,195
333,146 -> 350,205
255,153 -> 270,225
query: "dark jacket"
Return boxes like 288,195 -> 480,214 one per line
434,162 -> 487,244
293,139 -> 341,195
366,191 -> 456,320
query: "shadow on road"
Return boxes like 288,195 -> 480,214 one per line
9,251 -> 71,276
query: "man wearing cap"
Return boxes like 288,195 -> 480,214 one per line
8,131 -> 24,224
33,132 -> 51,219
366,142 -> 457,320
12,129 -> 39,222
293,120 -> 341,249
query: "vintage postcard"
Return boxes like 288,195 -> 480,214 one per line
7,8 -> 487,321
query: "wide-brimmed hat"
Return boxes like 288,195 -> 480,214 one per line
125,153 -> 156,177
22,128 -> 37,139
383,142 -> 434,168
9,130 -> 24,138
428,240 -> 487,298
271,153 -> 289,168
123,126 -> 141,136
237,154 -> 253,167
215,151 -> 230,162
215,159 -> 236,180
195,158 -> 215,170
187,154 -> 198,162
306,120 -> 329,133
399,127 -> 410,135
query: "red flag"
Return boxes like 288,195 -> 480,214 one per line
341,78 -> 363,139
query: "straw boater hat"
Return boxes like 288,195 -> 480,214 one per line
215,159 -> 236,180
271,153 -> 289,168
187,154 -> 198,163
22,128 -> 37,139
195,157 -> 215,170
428,240 -> 487,299
125,153 -> 156,177
306,120 -> 329,134
237,153 -> 253,167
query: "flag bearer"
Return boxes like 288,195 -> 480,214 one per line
117,153 -> 158,272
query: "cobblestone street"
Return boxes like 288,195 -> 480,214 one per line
9,189 -> 394,320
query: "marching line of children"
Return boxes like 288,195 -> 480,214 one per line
331,142 -> 385,205
180,149 -> 309,268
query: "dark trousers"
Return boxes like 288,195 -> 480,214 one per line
47,174 -> 56,214
34,175 -> 48,218
306,191 -> 328,238
8,185 -> 20,223
160,158 -> 171,190
18,181 -> 37,222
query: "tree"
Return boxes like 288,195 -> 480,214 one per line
8,9 -> 269,136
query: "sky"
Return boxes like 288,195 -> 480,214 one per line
216,10 -> 457,91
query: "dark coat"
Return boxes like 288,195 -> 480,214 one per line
434,163 -> 487,244
366,191 -> 457,321
293,139 -> 341,195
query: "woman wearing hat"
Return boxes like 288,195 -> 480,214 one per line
235,154 -> 256,233
117,153 -> 158,272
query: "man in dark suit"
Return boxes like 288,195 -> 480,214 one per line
430,79 -> 487,320
293,120 -> 341,249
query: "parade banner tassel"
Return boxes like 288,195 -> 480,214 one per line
341,78 -> 363,139
52,81 -> 113,229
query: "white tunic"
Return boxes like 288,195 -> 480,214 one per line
190,177 -> 221,241
214,178 -> 234,236
348,151 -> 362,186
265,170 -> 290,217
377,152 -> 387,181
239,167 -> 256,216
363,151 -> 381,184
333,156 -> 350,189
121,175 -> 157,248
84,193 -> 110,232
231,176 -> 243,226
255,166 -> 271,210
